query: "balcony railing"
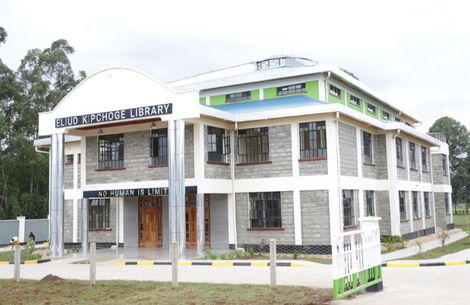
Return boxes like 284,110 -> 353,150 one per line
427,132 -> 447,143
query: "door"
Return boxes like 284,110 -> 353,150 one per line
138,196 -> 163,248
185,194 -> 211,248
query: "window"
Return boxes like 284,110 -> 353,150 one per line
399,191 -> 407,220
257,58 -> 286,70
98,134 -> 124,169
299,121 -> 327,159
208,126 -> 230,162
329,84 -> 341,98
395,117 -> 402,123
89,199 -> 110,229
382,111 -> 390,120
78,153 -> 81,164
350,95 -> 360,106
424,192 -> 431,217
421,146 -> 428,172
277,83 -> 306,96
151,129 -> 168,166
445,193 -> 450,214
412,191 -> 420,219
65,154 -> 74,164
237,127 -> 269,164
226,91 -> 251,103
249,192 -> 281,228
363,131 -> 373,164
365,190 -> 375,217
396,138 -> 404,167
367,103 -> 376,114
409,142 -> 417,169
442,155 -> 448,176
342,190 -> 355,227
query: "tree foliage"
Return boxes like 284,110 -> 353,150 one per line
0,27 -> 85,219
429,116 -> 470,205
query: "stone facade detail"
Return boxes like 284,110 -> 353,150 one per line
361,134 -> 387,179
339,122 -> 358,177
375,191 -> 391,235
432,154 -> 450,185
204,125 -> 232,179
300,190 -> 330,245
299,159 -> 328,176
64,164 -> 73,189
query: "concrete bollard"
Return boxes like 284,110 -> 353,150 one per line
90,243 -> 96,286
270,239 -> 277,286
14,246 -> 21,282
171,242 -> 178,287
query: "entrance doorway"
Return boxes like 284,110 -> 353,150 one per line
138,196 -> 163,248
185,194 -> 211,248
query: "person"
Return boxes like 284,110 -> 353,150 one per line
9,236 -> 19,249
28,232 -> 35,242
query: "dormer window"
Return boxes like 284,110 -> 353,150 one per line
226,91 -> 251,103
329,84 -> 341,98
277,83 -> 306,96
350,95 -> 360,106
367,103 -> 376,114
257,58 -> 286,70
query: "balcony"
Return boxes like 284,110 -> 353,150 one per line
427,132 -> 447,143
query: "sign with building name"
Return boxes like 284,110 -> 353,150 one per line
83,186 -> 197,198
55,103 -> 173,128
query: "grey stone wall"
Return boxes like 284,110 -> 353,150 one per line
235,191 -> 295,245
339,122 -> 358,177
204,125 -> 232,179
210,194 -> 229,249
400,191 -> 411,234
299,159 -> 328,176
425,193 -> 434,229
64,164 -> 73,189
64,200 -> 74,242
235,125 -> 292,179
123,197 -> 138,248
86,125 -> 194,184
397,138 -> 408,180
376,191 -> 391,235
362,134 -> 387,179
432,154 -> 450,185
434,192 -> 447,232
88,199 -> 116,244
300,190 -> 330,245
77,163 -> 81,189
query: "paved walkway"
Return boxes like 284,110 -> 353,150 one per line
382,231 -> 468,262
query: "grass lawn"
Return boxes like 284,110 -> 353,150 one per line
400,235 -> 470,260
0,251 -> 41,262
454,214 -> 470,233
0,279 -> 331,305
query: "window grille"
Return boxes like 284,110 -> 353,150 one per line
277,83 -> 306,96
89,199 -> 110,229
421,147 -> 428,171
409,142 -> 417,169
299,121 -> 327,159
342,190 -> 355,227
208,126 -> 230,162
237,127 -> 269,163
98,134 -> 124,169
151,128 -> 168,166
365,190 -> 375,216
399,191 -> 407,220
424,192 -> 431,217
412,191 -> 420,219
65,154 -> 74,164
442,155 -> 448,176
363,132 -> 373,164
249,192 -> 281,228
226,91 -> 251,103
396,138 -> 404,167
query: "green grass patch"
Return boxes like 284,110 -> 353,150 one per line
0,279 -> 331,305
400,236 -> 470,260
0,251 -> 41,262
454,214 -> 470,233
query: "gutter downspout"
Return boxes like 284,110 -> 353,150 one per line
325,71 -> 332,102
335,112 -> 342,230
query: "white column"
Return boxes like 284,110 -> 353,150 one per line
73,153 -> 78,190
421,191 -> 426,231
196,193 -> 205,256
81,198 -> 89,254
193,123 -> 205,180
227,193 -> 237,246
17,216 -> 26,243
290,123 -> 302,245
356,128 -> 364,223
385,133 -> 400,236
50,133 -> 64,257
259,88 -> 264,100
119,198 -> 124,243
409,191 -> 414,232
326,116 -> 342,239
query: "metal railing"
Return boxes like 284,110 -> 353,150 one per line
427,132 -> 447,143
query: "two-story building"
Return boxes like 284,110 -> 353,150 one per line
35,56 -> 453,256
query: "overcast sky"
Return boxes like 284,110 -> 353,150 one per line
1,0 -> 469,131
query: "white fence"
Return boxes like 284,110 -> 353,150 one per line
0,217 -> 49,246
332,217 -> 382,299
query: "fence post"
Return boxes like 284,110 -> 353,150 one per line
90,243 -> 96,286
171,242 -> 178,287
14,246 -> 21,282
270,239 -> 276,286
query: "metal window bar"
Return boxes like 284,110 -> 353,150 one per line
89,199 -> 110,229
399,191 -> 406,220
342,190 -> 355,227
299,121 -> 327,159
208,126 -> 229,162
238,128 -> 269,163
98,134 -> 124,169
365,191 -> 374,216
409,143 -> 416,169
396,138 -> 403,167
277,83 -> 306,96
424,193 -> 431,217
363,132 -> 373,164
421,147 -> 428,171
151,128 -> 168,166
249,192 -> 281,228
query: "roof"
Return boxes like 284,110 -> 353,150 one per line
210,95 -> 328,114
167,57 -> 420,124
